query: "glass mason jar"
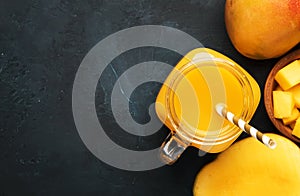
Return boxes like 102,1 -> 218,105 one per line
155,48 -> 261,164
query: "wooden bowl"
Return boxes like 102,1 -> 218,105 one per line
264,49 -> 300,143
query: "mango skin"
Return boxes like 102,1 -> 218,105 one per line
225,0 -> 300,60
193,134 -> 300,195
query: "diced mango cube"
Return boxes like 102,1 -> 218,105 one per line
282,107 -> 299,125
275,60 -> 300,90
273,91 -> 294,118
287,84 -> 300,108
275,85 -> 283,91
292,117 -> 300,138
290,121 -> 296,129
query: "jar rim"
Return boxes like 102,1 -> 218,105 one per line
164,57 -> 254,145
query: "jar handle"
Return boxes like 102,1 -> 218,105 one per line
160,133 -> 189,165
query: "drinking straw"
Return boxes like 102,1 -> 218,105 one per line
215,103 -> 277,149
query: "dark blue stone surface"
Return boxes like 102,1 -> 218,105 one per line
0,0 -> 299,195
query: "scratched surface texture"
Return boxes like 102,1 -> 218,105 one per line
1,0 -> 299,195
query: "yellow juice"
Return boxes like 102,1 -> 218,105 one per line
173,65 -> 244,133
156,48 -> 261,153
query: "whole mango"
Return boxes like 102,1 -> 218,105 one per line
225,0 -> 300,60
193,134 -> 300,195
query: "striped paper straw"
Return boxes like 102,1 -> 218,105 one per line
215,103 -> 276,149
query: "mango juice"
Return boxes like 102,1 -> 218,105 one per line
173,65 -> 244,132
156,48 -> 261,153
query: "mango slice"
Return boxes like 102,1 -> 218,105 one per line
275,60 -> 300,90
273,91 -> 294,118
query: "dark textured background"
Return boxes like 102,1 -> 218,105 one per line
1,0 -> 299,195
